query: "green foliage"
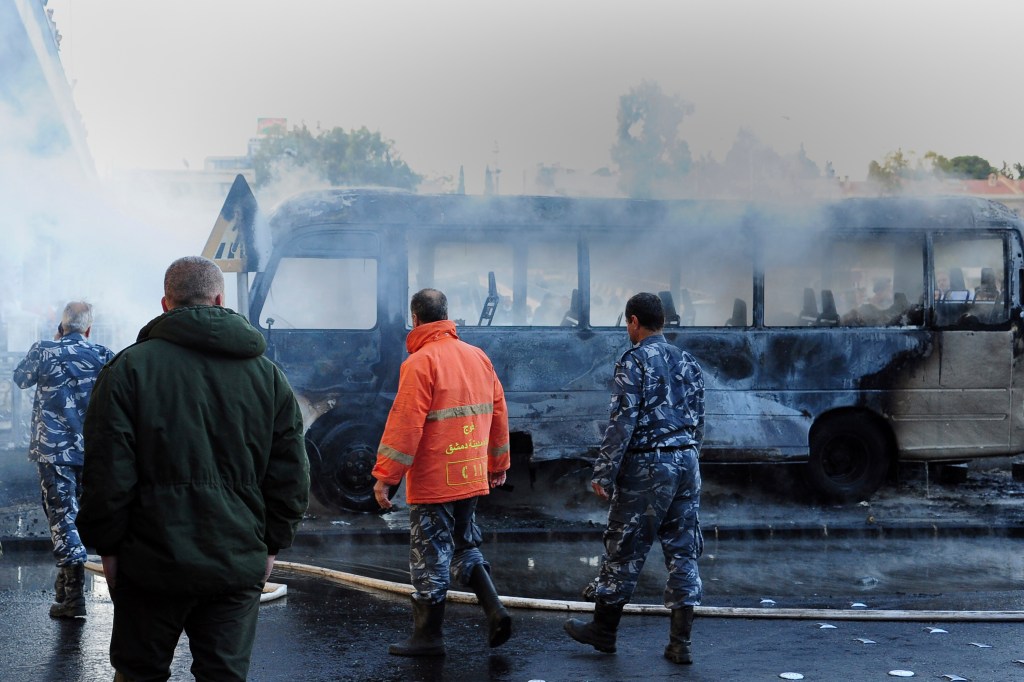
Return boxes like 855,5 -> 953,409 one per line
610,80 -> 694,199
252,124 -> 421,190
923,151 -> 952,174
867,148 -> 914,192
946,155 -> 994,179
874,150 -> 1002,190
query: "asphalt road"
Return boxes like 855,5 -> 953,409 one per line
4,547 -> 1024,682
4,460 -> 1024,680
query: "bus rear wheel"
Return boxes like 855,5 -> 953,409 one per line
805,414 -> 890,503
307,422 -> 389,513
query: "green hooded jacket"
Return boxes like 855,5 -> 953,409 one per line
79,305 -> 310,595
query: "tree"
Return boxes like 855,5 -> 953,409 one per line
1000,161 -> 1024,181
252,124 -> 421,190
868,148 -> 915,192
610,80 -> 694,199
946,155 -> 994,179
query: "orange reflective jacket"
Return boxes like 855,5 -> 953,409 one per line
372,320 -> 510,504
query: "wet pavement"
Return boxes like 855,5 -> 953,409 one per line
3,460 -> 1024,680
3,547 -> 1024,682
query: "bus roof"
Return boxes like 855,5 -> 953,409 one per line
200,172 -> 1020,257
268,189 -> 1021,233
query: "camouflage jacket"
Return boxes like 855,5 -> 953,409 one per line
592,334 -> 705,489
13,333 -> 114,465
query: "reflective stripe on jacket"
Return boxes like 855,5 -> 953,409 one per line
372,319 -> 510,504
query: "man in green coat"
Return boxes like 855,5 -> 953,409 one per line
79,256 -> 310,682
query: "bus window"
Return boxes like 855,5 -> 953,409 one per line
407,238 -> 578,327
934,236 -> 1008,326
766,233 -> 924,327
262,257 -> 377,329
589,231 -> 752,327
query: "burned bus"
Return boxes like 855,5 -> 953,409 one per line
206,176 -> 1024,512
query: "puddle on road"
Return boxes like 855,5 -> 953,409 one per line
288,534 -> 1024,610
4,534 -> 1022,612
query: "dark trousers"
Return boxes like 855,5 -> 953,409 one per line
110,576 -> 262,682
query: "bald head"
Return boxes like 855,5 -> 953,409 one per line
162,256 -> 225,311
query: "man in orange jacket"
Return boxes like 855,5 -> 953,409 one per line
372,288 -> 512,657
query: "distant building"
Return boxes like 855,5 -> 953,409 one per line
839,174 -> 1024,215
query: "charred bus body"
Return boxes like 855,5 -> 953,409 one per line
208,176 -> 1024,512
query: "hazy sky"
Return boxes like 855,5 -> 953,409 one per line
47,0 -> 1024,192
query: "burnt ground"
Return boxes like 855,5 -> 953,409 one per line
3,457 -> 1024,546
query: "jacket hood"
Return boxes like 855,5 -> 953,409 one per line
406,319 -> 459,354
137,306 -> 267,358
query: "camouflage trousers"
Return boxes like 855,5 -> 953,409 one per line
592,447 -> 703,609
408,497 -> 488,605
37,462 -> 87,566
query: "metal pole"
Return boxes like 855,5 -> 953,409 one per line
236,272 -> 250,320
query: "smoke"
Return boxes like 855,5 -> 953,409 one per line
0,5 -> 256,352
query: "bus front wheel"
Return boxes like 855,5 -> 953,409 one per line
307,422 -> 391,513
805,414 -> 890,502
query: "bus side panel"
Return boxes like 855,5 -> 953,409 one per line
892,330 -> 1013,459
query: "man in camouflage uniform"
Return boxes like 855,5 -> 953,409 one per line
565,292 -> 705,664
13,301 -> 114,618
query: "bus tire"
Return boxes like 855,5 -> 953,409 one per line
307,422 -> 390,513
805,414 -> 890,503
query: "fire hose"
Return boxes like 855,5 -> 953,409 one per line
272,560 -> 1024,622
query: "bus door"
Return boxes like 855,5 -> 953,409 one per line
250,229 -> 395,511
927,234 -> 1013,453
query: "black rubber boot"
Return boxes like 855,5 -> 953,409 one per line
564,602 -> 623,653
664,605 -> 694,664
54,567 -> 67,604
468,564 -> 512,647
49,563 -> 86,618
388,597 -> 446,656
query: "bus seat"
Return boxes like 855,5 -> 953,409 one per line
659,291 -> 681,327
943,290 -> 972,303
725,298 -> 746,327
886,292 -> 910,325
679,288 -> 696,326
799,287 -> 818,325
477,271 -> 499,326
561,289 -> 580,327
975,267 -> 1000,301
816,289 -> 840,326
943,267 -> 972,302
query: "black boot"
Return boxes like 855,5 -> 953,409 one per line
664,605 -> 694,664
53,567 -> 67,604
49,563 -> 86,618
564,602 -> 623,653
468,564 -> 512,647
389,597 -> 446,656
